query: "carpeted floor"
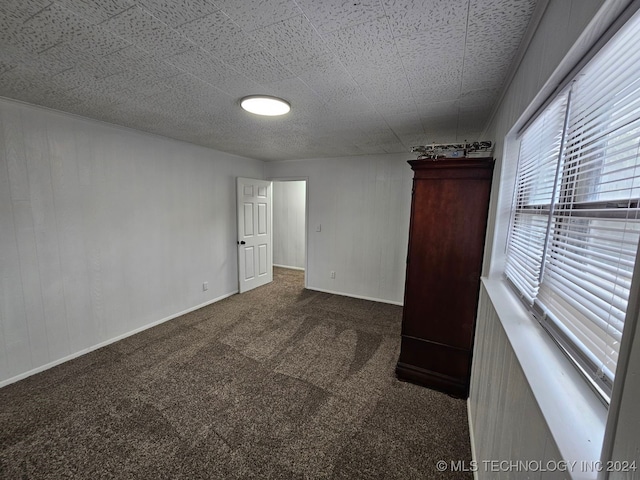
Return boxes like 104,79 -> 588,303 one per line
0,268 -> 473,479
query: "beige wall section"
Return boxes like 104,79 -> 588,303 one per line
0,98 -> 264,386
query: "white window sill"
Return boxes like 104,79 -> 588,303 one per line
481,276 -> 607,480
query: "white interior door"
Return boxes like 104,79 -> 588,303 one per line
237,177 -> 273,293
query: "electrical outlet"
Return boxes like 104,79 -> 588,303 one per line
330,271 -> 335,279
203,282 -> 208,291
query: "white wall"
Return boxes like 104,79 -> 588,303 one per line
266,155 -> 413,305
0,98 -> 264,386
470,0 -> 640,477
272,180 -> 306,270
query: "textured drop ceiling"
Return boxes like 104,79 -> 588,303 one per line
0,0 -> 537,161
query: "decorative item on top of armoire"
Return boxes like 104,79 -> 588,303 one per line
395,156 -> 494,398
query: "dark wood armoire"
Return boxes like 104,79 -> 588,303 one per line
396,157 -> 494,398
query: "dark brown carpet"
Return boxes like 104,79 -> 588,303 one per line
0,268 -> 473,479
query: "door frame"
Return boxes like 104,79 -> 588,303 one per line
269,176 -> 309,289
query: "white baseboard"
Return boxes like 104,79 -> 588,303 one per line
306,286 -> 403,306
273,264 -> 305,271
467,398 -> 479,480
0,290 -> 238,389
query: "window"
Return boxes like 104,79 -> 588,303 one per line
505,10 -> 640,403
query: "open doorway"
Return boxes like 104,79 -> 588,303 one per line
271,179 -> 307,286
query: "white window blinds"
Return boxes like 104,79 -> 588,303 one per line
505,94 -> 569,304
505,10 -> 640,401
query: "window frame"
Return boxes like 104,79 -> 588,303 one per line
504,23 -> 640,402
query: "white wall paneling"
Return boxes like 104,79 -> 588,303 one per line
266,155 -> 413,305
469,285 -> 563,479
0,98 -> 264,386
272,180 -> 306,271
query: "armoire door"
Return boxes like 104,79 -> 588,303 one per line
396,158 -> 494,397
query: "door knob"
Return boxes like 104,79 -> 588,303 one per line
237,240 -> 246,245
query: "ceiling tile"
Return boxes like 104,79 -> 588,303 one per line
467,0 -> 536,35
352,81 -> 411,109
322,17 -> 396,64
160,73 -> 221,98
165,47 -> 226,75
50,66 -> 98,92
353,63 -> 408,92
137,0 -> 220,28
297,65 -> 374,113
76,45 -> 150,78
226,50 -> 294,85
403,64 -> 463,105
421,112 -> 458,134
462,0 -> 536,92
58,24 -> 132,58
97,72 -> 170,99
457,104 -> 491,133
101,6 -> 195,57
0,66 -> 52,98
422,131 -> 459,143
1,43 -> 72,78
395,28 -> 465,65
251,15 -> 329,66
178,10 -> 262,62
416,100 -> 459,118
31,90 -> 87,112
380,141 -> 408,154
166,49 -> 261,96
119,56 -> 184,82
383,0 -> 469,36
216,0 -> 302,32
178,10 -> 241,43
406,62 -> 462,89
371,100 -> 417,117
0,62 -> 16,76
291,53 -> 350,78
0,0 -> 52,22
282,54 -> 332,77
345,52 -> 406,77
295,0 -> 386,34
1,3 -> 93,54
62,101 -> 118,123
459,88 -> 500,108
312,88 -> 374,114
73,56 -> 182,102
384,112 -> 424,134
259,76 -> 318,99
54,0 -> 134,24
461,68 -> 505,93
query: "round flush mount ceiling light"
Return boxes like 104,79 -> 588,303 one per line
240,95 -> 291,116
